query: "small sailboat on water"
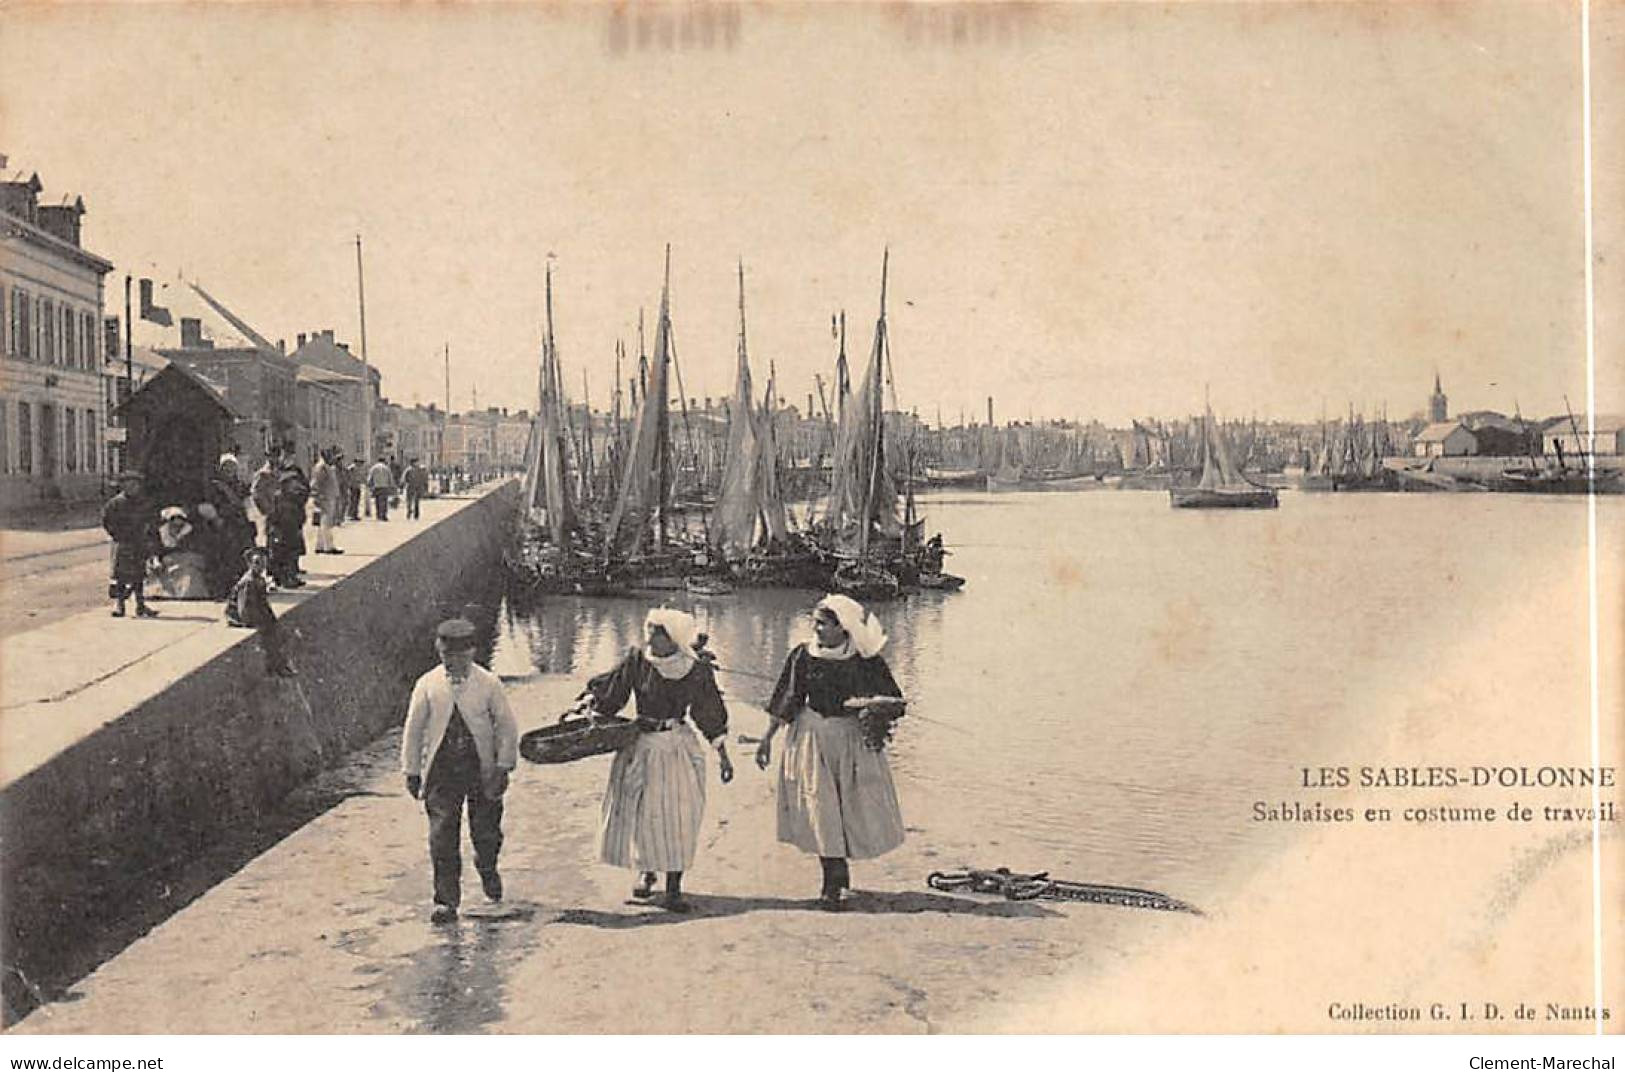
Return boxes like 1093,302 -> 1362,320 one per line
1169,397 -> 1279,509
509,264 -> 620,594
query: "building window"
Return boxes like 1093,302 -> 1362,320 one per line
0,285 -> 7,357
0,400 -> 8,474
41,298 -> 55,364
86,408 -> 98,473
17,401 -> 32,474
64,408 -> 77,472
64,308 -> 77,370
12,288 -> 29,359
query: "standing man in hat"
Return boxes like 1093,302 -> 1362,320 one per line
401,618 -> 519,924
403,457 -> 429,520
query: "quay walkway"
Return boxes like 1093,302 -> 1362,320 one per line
1,484 -> 518,1024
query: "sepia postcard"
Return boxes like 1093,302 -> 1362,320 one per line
0,0 -> 1619,1047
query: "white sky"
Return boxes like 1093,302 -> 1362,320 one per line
2,2 -> 1617,425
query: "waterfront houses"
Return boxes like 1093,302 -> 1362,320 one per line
0,163 -> 114,518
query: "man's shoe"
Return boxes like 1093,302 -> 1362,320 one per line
480,871 -> 503,903
430,904 -> 458,924
134,605 -> 159,618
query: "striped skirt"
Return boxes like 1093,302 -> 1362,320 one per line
599,724 -> 708,872
776,711 -> 905,860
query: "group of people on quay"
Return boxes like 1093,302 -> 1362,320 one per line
400,595 -> 906,922
99,447 -> 441,616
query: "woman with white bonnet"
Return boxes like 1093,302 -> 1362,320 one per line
585,607 -> 735,911
155,506 -> 209,599
755,594 -> 906,910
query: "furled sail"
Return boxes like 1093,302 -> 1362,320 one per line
524,263 -> 575,548
604,249 -> 674,557
830,254 -> 901,553
755,371 -> 790,545
710,263 -> 763,557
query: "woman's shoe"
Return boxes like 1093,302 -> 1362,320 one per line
632,872 -> 658,899
818,888 -> 845,912
661,892 -> 692,913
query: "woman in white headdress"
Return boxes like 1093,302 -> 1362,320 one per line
155,506 -> 210,599
585,607 -> 734,911
754,594 -> 906,910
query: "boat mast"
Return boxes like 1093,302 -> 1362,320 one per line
860,249 -> 889,559
655,249 -> 671,550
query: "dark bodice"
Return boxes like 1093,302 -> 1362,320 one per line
768,644 -> 902,722
586,648 -> 729,742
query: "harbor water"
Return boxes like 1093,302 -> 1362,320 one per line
489,488 -> 1622,910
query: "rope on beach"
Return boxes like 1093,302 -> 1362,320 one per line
928,867 -> 1202,916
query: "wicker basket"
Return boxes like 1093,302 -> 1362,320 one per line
520,710 -> 639,765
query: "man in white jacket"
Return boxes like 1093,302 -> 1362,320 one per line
402,618 -> 519,923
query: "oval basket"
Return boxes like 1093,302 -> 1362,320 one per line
520,712 -> 638,765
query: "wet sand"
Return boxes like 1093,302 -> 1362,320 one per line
13,677 -> 1185,1034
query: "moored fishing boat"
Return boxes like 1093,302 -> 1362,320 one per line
1169,397 -> 1280,509
509,263 -> 601,593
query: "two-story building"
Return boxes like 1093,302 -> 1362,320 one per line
0,165 -> 114,517
288,329 -> 378,463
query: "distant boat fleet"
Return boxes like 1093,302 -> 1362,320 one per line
925,398 -> 1621,502
505,249 -> 965,601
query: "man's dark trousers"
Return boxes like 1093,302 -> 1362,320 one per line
423,708 -> 503,909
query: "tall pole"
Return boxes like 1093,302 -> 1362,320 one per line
355,235 -> 373,463
442,342 -> 450,468
122,274 -> 134,399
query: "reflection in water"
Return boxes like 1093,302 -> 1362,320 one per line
489,492 -> 1609,906
388,921 -> 508,1033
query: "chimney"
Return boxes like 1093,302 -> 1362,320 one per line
297,332 -> 307,348
987,396 -> 994,428
180,317 -> 206,349
0,172 -> 42,224
37,197 -> 85,246
322,329 -> 334,343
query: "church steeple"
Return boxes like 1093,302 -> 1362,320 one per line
1429,371 -> 1448,423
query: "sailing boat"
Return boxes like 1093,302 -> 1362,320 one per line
819,251 -> 908,599
1488,398 -> 1623,494
985,427 -> 1026,492
510,263 -> 611,592
601,247 -> 702,589
1169,397 -> 1279,509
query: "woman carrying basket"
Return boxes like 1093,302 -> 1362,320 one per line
754,594 -> 907,910
585,608 -> 734,912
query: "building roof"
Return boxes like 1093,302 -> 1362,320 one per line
1415,421 -> 1474,443
296,364 -> 361,385
129,275 -> 279,354
1544,414 -> 1625,436
290,333 -> 378,385
113,361 -> 239,419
